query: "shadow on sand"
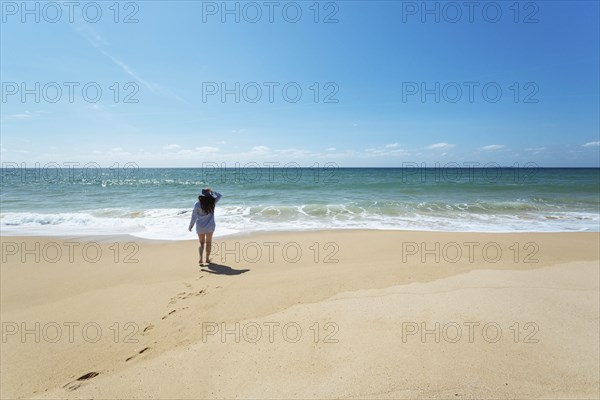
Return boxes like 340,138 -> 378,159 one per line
201,263 -> 250,276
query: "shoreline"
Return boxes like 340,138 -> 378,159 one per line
1,230 -> 599,398
1,226 -> 599,243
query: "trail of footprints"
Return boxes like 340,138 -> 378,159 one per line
63,280 -> 210,391
168,289 -> 206,305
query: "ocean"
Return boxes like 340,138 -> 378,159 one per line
1,166 -> 598,240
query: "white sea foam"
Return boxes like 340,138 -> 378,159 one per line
1,204 -> 597,240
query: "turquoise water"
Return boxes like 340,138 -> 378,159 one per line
1,167 -> 598,239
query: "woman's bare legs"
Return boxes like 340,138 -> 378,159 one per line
197,233 -> 206,264
205,232 -> 214,264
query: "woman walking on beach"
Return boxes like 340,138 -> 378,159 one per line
188,188 -> 222,266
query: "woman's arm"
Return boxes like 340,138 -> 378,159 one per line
188,203 -> 199,230
213,191 -> 222,203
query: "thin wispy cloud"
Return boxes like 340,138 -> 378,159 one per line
252,145 -> 270,153
1,110 -> 48,121
72,24 -> 187,104
364,144 -> 409,157
427,142 -> 455,150
3,113 -> 32,120
99,50 -> 154,89
73,23 -> 108,48
582,141 -> 600,147
525,147 -> 547,155
481,144 -> 505,151
1,148 -> 29,154
526,147 -> 546,152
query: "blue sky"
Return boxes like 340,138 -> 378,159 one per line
1,0 -> 599,167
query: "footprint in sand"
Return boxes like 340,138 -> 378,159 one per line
63,372 -> 100,391
161,307 -> 188,320
125,346 -> 150,362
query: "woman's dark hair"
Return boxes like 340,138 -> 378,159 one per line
199,195 -> 216,214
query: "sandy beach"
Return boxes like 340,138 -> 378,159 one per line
3,0 -> 599,398
1,230 -> 598,399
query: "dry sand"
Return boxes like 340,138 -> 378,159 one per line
1,230 -> 598,399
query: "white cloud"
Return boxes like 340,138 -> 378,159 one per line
252,145 -> 270,153
163,144 -> 181,151
385,143 -> 399,148
427,142 -> 455,150
481,144 -> 505,151
216,141 -> 227,145
362,145 -> 409,157
582,141 -> 600,147
525,146 -> 546,155
3,110 -> 50,121
326,147 -> 336,151
4,149 -> 29,154
4,113 -> 32,120
276,148 -> 312,158
107,147 -> 132,156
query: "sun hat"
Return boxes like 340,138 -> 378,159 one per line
199,189 -> 216,198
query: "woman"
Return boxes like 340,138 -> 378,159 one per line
188,188 -> 222,266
